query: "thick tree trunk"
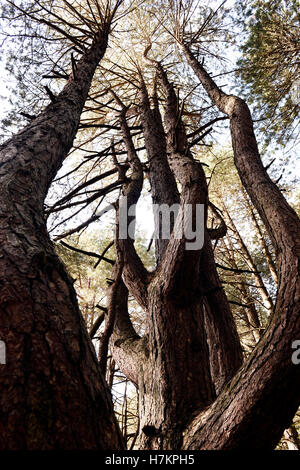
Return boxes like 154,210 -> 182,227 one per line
0,29 -> 123,449
156,59 -> 243,396
181,43 -> 300,450
137,277 -> 215,450
109,56 -> 243,449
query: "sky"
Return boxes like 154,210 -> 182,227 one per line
0,60 -> 13,122
0,0 -> 299,240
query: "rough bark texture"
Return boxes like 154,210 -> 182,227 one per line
138,78 -> 180,264
155,59 -> 243,397
180,43 -> 300,450
0,29 -> 123,449
109,54 -> 243,449
110,279 -> 145,387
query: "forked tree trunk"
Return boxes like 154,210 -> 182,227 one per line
102,42 -> 300,450
109,58 -> 243,450
0,29 -> 123,449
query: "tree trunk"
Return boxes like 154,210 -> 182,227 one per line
109,56 -> 243,449
0,28 -> 123,449
180,43 -> 300,450
138,77 -> 180,264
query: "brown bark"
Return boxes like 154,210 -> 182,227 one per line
110,279 -> 146,387
109,55 -> 243,449
155,58 -> 243,396
138,77 -> 180,264
0,26 -> 123,449
180,43 -> 300,450
111,93 -> 151,311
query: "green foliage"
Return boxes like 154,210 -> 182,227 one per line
235,0 -> 300,146
55,230 -> 114,329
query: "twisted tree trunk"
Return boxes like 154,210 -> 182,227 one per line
180,43 -> 300,450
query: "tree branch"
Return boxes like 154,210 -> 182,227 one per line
60,240 -> 114,265
110,89 -> 151,310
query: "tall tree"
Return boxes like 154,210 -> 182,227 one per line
177,7 -> 300,449
0,0 -> 124,450
91,0 -> 300,449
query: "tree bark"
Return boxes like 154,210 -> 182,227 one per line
155,58 -> 243,396
138,77 -> 180,264
180,43 -> 300,450
0,28 -> 123,449
110,56 -> 243,449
